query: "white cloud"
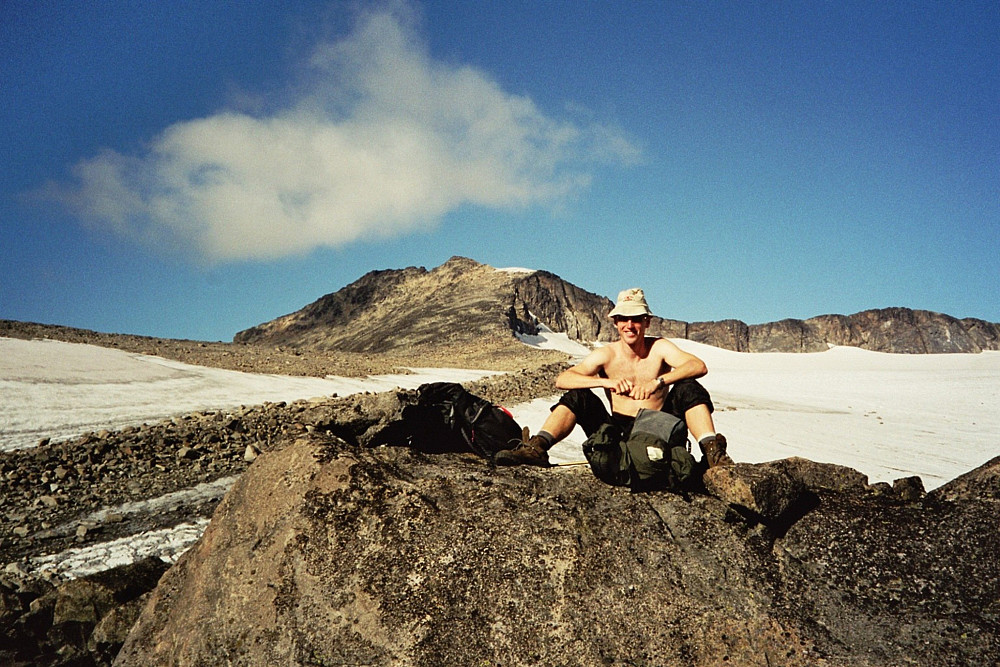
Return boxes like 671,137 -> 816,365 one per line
49,5 -> 640,262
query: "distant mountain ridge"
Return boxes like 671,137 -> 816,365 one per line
235,256 -> 1000,354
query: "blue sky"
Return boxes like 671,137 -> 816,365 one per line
3,1 -> 998,342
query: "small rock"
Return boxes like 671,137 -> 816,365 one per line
893,476 -> 926,501
780,456 -> 870,494
5,561 -> 30,577
869,481 -> 894,496
177,447 -> 200,460
703,461 -> 808,525
53,579 -> 115,625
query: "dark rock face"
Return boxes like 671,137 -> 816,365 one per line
803,308 -> 991,353
508,269 -> 616,342
749,319 -> 830,353
804,308 -> 973,354
689,318 -> 752,352
232,258 -> 1000,354
649,316 -> 689,339
962,318 -> 1000,350
115,432 -> 1000,666
776,492 -> 999,664
0,557 -> 168,667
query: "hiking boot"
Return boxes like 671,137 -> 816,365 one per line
699,434 -> 734,468
494,435 -> 551,467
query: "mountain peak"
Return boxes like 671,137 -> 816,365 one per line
234,258 -> 1000,355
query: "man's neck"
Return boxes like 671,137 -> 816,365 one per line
618,336 -> 650,359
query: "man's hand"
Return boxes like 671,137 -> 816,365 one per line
627,379 -> 662,401
608,378 -> 635,395
607,378 -> 664,400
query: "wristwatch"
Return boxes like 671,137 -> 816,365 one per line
655,376 -> 665,389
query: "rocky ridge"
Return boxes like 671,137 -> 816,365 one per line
236,256 -> 1000,354
233,257 -> 572,368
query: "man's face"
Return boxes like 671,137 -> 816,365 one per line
613,315 -> 649,343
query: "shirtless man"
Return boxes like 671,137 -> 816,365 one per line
495,288 -> 733,469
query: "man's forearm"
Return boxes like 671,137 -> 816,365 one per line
658,359 -> 707,384
555,370 -> 607,390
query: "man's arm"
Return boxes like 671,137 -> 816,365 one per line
657,338 -> 708,382
554,346 -> 629,393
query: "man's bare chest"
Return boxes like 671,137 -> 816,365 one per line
605,355 -> 666,382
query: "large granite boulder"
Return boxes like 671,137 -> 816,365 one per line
115,434 -> 1000,666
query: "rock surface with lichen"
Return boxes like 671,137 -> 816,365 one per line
113,426 -> 1000,666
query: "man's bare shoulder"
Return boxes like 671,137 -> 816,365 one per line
649,336 -> 706,371
647,336 -> 679,353
569,343 -> 615,374
585,344 -> 616,364
648,336 -> 689,363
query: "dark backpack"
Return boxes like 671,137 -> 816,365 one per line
583,409 -> 697,492
399,382 -> 524,459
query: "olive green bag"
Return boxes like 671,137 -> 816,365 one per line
582,409 -> 696,492
581,422 -> 629,486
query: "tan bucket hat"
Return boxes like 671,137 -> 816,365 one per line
608,288 -> 652,318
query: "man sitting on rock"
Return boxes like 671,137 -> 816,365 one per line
495,288 -> 734,469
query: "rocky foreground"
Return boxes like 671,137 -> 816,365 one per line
0,362 -> 565,566
3,382 -> 999,665
114,431 -> 999,667
2,321 -> 999,666
1,320 -> 565,565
